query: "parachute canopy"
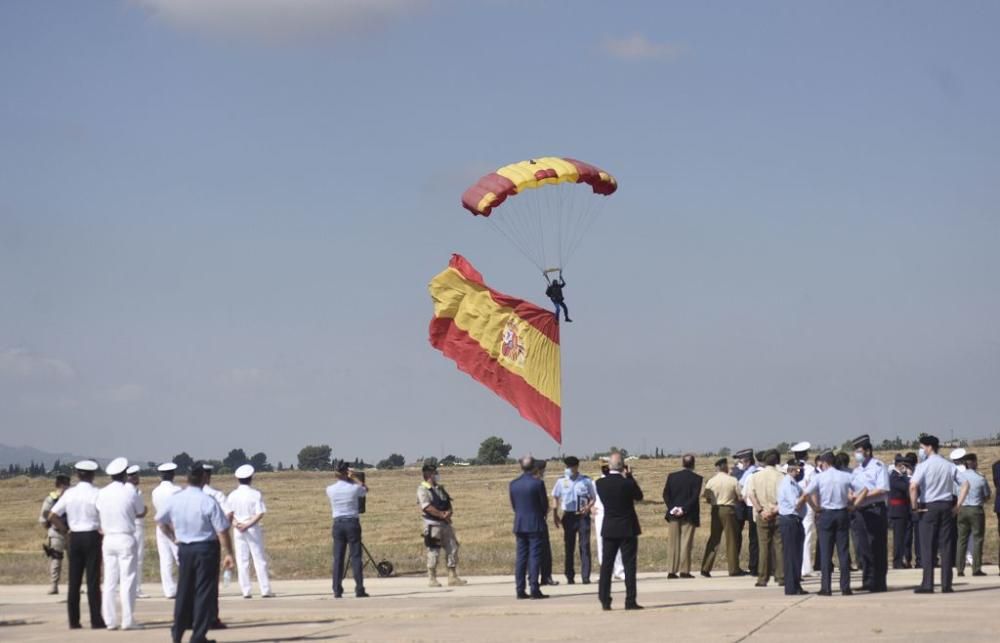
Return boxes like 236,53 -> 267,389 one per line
461,157 -> 617,272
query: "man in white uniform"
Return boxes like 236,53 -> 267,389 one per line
151,462 -> 181,598
125,465 -> 149,598
226,464 -> 273,598
792,442 -> 817,577
96,457 -> 145,630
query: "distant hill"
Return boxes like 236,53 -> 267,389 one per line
0,444 -> 97,469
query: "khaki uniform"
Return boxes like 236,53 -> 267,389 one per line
701,472 -> 742,575
748,466 -> 785,585
39,491 -> 66,592
417,483 -> 460,569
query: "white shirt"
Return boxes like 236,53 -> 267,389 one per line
152,480 -> 182,513
203,483 -> 230,513
51,481 -> 101,532
96,481 -> 146,535
326,480 -> 366,518
128,484 -> 146,529
226,485 -> 267,524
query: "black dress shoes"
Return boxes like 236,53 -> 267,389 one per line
796,589 -> 809,595
601,603 -> 612,611
667,573 -> 679,579
942,587 -> 954,593
679,573 -> 695,579
700,571 -> 712,578
842,589 -> 853,596
817,590 -> 832,596
624,603 -> 644,610
529,592 -> 549,600
913,587 -> 934,594
516,592 -> 530,599
356,591 -> 370,598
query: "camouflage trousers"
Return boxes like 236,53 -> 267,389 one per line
47,532 -> 66,587
425,523 -> 460,569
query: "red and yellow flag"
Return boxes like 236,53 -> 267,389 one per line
428,255 -> 561,443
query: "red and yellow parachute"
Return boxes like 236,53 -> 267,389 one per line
461,157 -> 617,271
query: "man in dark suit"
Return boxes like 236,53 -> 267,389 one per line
993,458 -> 1000,567
596,453 -> 644,611
509,456 -> 549,599
662,454 -> 703,579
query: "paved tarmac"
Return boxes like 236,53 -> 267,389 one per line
2,569 -> 999,642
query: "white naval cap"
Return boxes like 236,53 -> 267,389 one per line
105,457 -> 129,476
202,463 -> 214,472
74,460 -> 99,472
949,448 -> 967,461
126,464 -> 140,475
157,462 -> 178,472
234,464 -> 255,479
791,442 -> 811,453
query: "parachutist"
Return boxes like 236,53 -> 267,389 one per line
545,272 -> 571,323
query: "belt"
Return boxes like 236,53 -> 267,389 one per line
822,507 -> 848,512
779,514 -> 802,521
889,498 -> 908,507
334,516 -> 360,521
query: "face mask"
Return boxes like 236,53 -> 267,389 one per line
854,452 -> 865,463
432,474 -> 440,485
917,450 -> 927,463
565,468 -> 574,478
736,461 -> 745,470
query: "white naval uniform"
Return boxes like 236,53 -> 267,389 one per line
95,481 -> 145,629
592,478 -> 625,580
226,484 -> 272,597
151,480 -> 181,597
128,484 -> 146,595
798,463 -> 817,576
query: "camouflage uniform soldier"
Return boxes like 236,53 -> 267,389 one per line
39,475 -> 71,594
417,463 -> 466,587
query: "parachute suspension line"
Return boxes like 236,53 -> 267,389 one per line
486,216 -> 543,272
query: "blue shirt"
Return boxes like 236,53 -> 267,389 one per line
958,469 -> 991,507
326,480 -> 366,518
804,468 -> 854,510
155,486 -> 230,544
552,474 -> 596,513
851,457 -> 890,507
911,454 -> 960,504
778,475 -> 806,518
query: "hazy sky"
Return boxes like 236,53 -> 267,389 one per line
2,1 -> 998,466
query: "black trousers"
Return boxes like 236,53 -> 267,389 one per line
919,501 -> 955,591
561,513 -> 592,582
66,530 -> 103,629
540,524 -> 554,581
514,532 -> 542,595
912,512 -> 922,566
890,513 -> 913,566
598,537 -> 638,607
332,518 -> 365,595
779,515 -> 804,595
736,506 -> 759,574
818,509 -> 851,594
851,505 -> 888,591
174,540 -> 220,643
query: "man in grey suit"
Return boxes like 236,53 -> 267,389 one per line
510,456 -> 549,599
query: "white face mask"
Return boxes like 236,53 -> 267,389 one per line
917,449 -> 928,463
854,451 -> 865,463
565,468 -> 574,478
432,474 -> 440,484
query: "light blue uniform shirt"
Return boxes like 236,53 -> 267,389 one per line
778,475 -> 806,518
911,454 -> 960,504
739,464 -> 759,495
326,480 -> 367,518
552,474 -> 596,513
804,468 -> 853,510
958,469 -> 991,507
851,457 -> 890,507
154,486 -> 230,544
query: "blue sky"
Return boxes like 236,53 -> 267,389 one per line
1,1 -> 998,465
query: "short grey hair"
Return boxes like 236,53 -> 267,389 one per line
608,452 -> 624,471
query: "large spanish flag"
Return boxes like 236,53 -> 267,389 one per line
428,255 -> 561,443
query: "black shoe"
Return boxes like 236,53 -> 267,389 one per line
914,588 -> 934,594
529,592 -> 549,600
333,592 -> 343,599
356,591 -> 370,598
732,570 -> 748,577
70,624 -> 82,630
700,571 -> 712,578
860,583 -> 875,592
601,603 -> 612,611
566,579 -> 575,585
516,592 -> 530,599
817,590 -> 832,596
541,578 -> 559,586
210,620 -> 227,630
957,571 -> 965,577
679,573 -> 695,579
942,587 -> 954,593
667,573 -> 679,579
582,579 -> 591,585
565,318 -> 573,323
624,603 -> 644,610
797,589 -> 809,595
973,571 -> 987,577
754,581 -> 767,587
842,589 -> 853,596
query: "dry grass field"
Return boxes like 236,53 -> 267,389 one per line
3,451 -> 999,585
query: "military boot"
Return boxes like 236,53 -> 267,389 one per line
427,567 -> 442,587
447,568 -> 468,586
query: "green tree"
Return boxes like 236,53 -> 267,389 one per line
775,442 -> 790,455
250,452 -> 272,472
297,445 -> 333,471
173,452 -> 194,474
718,447 -> 731,457
223,448 -> 249,472
377,453 -> 406,469
477,436 -> 512,465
